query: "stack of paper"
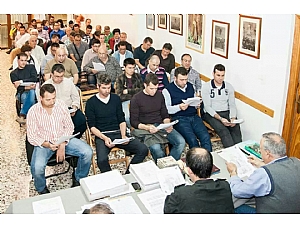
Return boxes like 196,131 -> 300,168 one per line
157,166 -> 185,195
182,97 -> 202,107
129,160 -> 160,191
157,156 -> 178,169
137,188 -> 166,214
80,170 -> 129,201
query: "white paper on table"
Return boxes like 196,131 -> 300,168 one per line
52,132 -> 80,145
129,160 -> 160,186
218,145 -> 256,178
112,137 -> 134,145
231,119 -> 244,124
20,82 -> 36,86
32,196 -> 65,214
137,188 -> 166,214
182,97 -> 202,107
157,166 -> 185,195
92,62 -> 106,71
156,120 -> 179,130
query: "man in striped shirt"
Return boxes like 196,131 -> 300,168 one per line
27,84 -> 92,194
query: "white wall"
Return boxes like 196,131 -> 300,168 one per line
79,14 -> 295,142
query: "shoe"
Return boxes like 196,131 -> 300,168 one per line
6,50 -> 11,54
16,116 -> 26,125
71,177 -> 80,188
9,65 -> 13,70
38,187 -> 50,195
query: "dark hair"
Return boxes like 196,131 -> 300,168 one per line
123,58 -> 135,67
70,31 -> 76,37
19,25 -> 26,30
31,19 -> 36,23
41,20 -> 47,26
20,44 -> 32,53
144,73 -> 159,86
174,67 -> 188,77
51,42 -> 60,48
181,53 -> 192,60
17,52 -> 28,59
56,19 -> 64,28
40,83 -> 56,97
73,24 -> 80,28
97,74 -> 112,85
213,64 -> 225,73
91,39 -> 100,46
94,31 -> 101,37
162,43 -> 172,51
85,18 -> 91,23
68,20 -> 74,25
186,147 -> 213,179
143,37 -> 153,44
112,28 -> 120,35
51,63 -> 65,74
117,41 -> 127,48
74,33 -> 81,39
51,33 -> 60,39
86,25 -> 92,30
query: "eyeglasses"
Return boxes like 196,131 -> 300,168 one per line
75,39 -> 81,42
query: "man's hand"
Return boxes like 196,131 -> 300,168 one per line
91,69 -> 99,74
149,125 -> 158,134
248,155 -> 265,168
179,103 -> 189,111
48,142 -> 59,151
226,162 -> 238,176
221,118 -> 231,126
123,89 -> 128,95
70,105 -> 77,117
230,118 -> 237,127
13,80 -> 21,88
56,143 -> 66,162
165,125 -> 173,134
104,136 -> 115,148
121,135 -> 129,145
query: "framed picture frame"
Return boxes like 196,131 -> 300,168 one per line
211,20 -> 230,59
238,14 -> 262,59
158,14 -> 167,29
146,14 -> 155,30
186,14 -> 205,53
169,14 -> 183,35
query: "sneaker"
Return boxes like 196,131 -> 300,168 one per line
38,187 -> 50,195
9,65 -> 13,70
16,116 -> 26,125
71,177 -> 80,188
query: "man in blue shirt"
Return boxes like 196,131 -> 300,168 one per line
133,37 -> 155,70
227,132 -> 300,213
49,22 -> 65,40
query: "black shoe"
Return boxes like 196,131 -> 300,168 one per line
71,178 -> 80,188
9,65 -> 13,70
6,50 -> 11,54
38,187 -> 50,195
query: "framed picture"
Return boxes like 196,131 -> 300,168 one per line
238,14 -> 262,59
211,20 -> 230,59
186,14 -> 205,53
158,14 -> 167,29
146,14 -> 155,30
169,14 -> 183,35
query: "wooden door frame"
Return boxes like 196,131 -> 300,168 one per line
282,14 -> 300,156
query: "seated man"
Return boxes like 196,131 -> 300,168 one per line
112,41 -> 133,69
45,33 -> 68,56
130,73 -> 185,163
162,67 -> 212,152
108,28 -> 120,54
49,21 -> 65,40
85,74 -> 148,173
150,43 -> 175,74
133,37 -> 155,69
82,24 -> 93,44
140,55 -> 169,92
164,147 -> 234,214
115,58 -> 144,127
226,132 -> 300,213
27,35 -> 45,67
103,26 -> 113,44
26,84 -> 92,194
83,45 -> 122,92
202,64 -> 242,148
40,42 -> 59,76
73,24 -> 85,38
120,32 -> 133,53
43,64 -> 87,138
10,52 -> 38,124
44,48 -> 79,84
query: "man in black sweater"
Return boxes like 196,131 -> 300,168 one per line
85,74 -> 148,173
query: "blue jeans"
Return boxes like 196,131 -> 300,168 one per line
173,115 -> 212,152
149,128 -> 185,162
122,100 -> 131,128
30,138 -> 92,192
234,205 -> 256,214
17,89 -> 36,116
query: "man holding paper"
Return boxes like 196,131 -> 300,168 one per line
27,84 -> 92,194
85,74 -> 148,173
162,67 -> 212,152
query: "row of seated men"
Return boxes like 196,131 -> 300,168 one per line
10,52 -> 300,213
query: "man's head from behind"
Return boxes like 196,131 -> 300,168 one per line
174,67 -> 188,89
51,64 -> 65,84
124,58 -> 136,77
97,74 -> 112,98
148,55 -> 160,72
186,147 -> 213,181
260,132 -> 286,164
55,48 -> 67,63
144,73 -> 159,96
83,203 -> 114,214
40,84 -> 56,108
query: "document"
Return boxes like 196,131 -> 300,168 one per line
182,97 -> 202,107
137,188 -> 166,214
157,166 -> 185,195
20,82 -> 36,86
68,108 -> 76,113
112,137 -> 134,145
32,196 -> 65,214
92,62 -> 106,71
52,132 -> 80,145
231,119 -> 244,124
156,120 -> 179,130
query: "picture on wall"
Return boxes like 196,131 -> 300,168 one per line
158,14 -> 167,29
169,14 -> 183,35
146,14 -> 155,30
211,20 -> 230,59
238,14 -> 262,59
186,14 -> 205,53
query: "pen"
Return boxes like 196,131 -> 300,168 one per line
239,147 -> 250,156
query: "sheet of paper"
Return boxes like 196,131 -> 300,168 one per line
218,145 -> 256,178
129,161 -> 159,186
68,108 -> 76,113
137,188 -> 166,214
182,97 -> 202,107
157,166 -> 185,195
32,196 -> 65,214
53,132 -> 80,145
112,137 -> 134,145
156,120 -> 179,130
231,119 -> 244,124
20,82 -> 36,86
92,62 -> 106,71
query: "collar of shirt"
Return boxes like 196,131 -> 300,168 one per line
96,93 -> 110,104
211,79 -> 225,90
147,65 -> 158,74
266,156 -> 288,165
174,81 -> 187,92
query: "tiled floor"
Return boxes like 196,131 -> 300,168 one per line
0,49 -> 224,214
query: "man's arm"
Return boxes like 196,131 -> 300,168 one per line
69,60 -> 79,84
227,83 -> 237,119
169,68 -> 175,83
193,69 -> 202,95
83,57 -> 98,74
162,88 -> 181,114
164,192 -> 181,214
70,82 -> 80,109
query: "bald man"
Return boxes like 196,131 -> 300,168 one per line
44,48 -> 78,84
164,147 -> 234,214
140,55 -> 169,91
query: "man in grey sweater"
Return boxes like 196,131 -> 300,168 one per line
202,64 -> 242,148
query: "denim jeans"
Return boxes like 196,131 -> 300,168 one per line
30,138 -> 92,192
17,89 -> 36,116
122,100 -> 131,128
173,115 -> 212,152
234,204 -> 256,214
149,128 -> 185,162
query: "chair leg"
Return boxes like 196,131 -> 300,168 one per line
92,153 -> 97,175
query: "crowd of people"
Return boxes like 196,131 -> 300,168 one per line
8,16 -> 300,214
